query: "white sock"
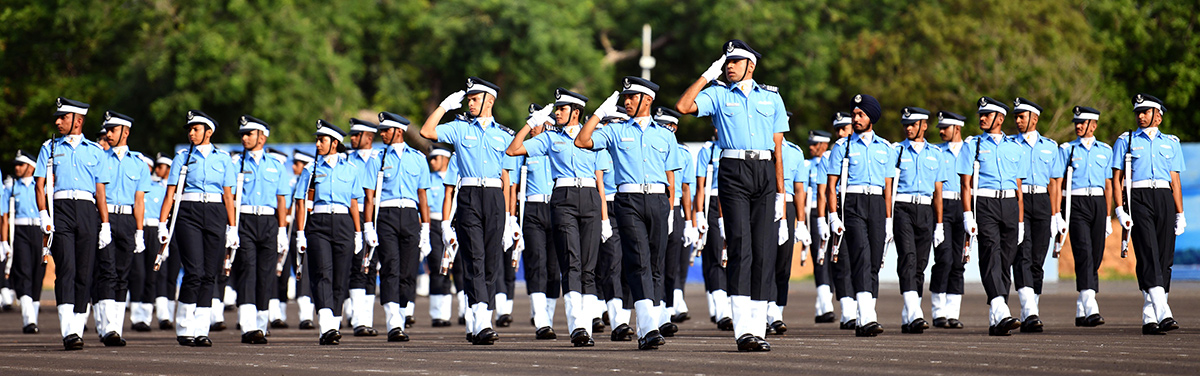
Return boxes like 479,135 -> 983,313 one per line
712,290 -> 731,320
167,300 -> 177,321
565,291 -> 584,334
946,294 -> 962,320
318,308 -> 337,335
1082,289 -> 1099,317
901,291 -> 922,324
1164,292 -> 1173,319
1142,291 -> 1155,324
416,273 -> 430,297
0,287 -> 13,305
463,301 -> 476,334
58,304 -> 75,338
749,300 -> 768,338
672,289 -> 688,315
257,310 -> 269,332
457,291 -> 467,318
194,307 -> 212,337
530,293 -> 549,329
856,292 -> 877,325
268,298 -> 282,321
1018,287 -> 1038,320
616,305 -> 632,328
930,292 -> 946,319
155,297 -> 171,322
349,289 -> 368,327
1075,291 -> 1086,318
238,304 -> 257,334
546,297 -> 558,327
211,298 -> 224,323
93,301 -> 106,335
342,297 -> 353,319
1148,286 -> 1169,323
404,301 -> 414,319
297,296 -> 315,321
74,311 -> 90,338
815,285 -> 834,315
766,301 -> 782,324
223,286 -> 237,307
633,299 -> 657,338
175,303 -> 195,337
278,301 -> 289,322
109,301 -> 127,336
839,297 -> 858,323
585,294 -> 604,322
989,296 -> 1009,326
385,302 -> 404,330
606,299 -> 622,326
21,296 -> 38,326
657,301 -> 671,329
430,294 -> 452,321
730,295 -> 753,337
472,303 -> 493,335
706,291 -> 715,318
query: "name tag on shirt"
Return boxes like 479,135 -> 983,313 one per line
620,137 -> 635,142
493,136 -> 505,142
1041,149 -> 1052,154
465,135 -> 478,140
1161,144 -> 1172,149
725,103 -> 741,107
267,168 -> 278,173
383,166 -> 395,170
757,101 -> 773,105
316,174 -> 327,178
980,150 -> 991,154
1132,147 -> 1143,151
848,153 -> 860,157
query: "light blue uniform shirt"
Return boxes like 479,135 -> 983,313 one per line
7,177 -> 39,219
364,145 -> 431,202
34,136 -> 110,193
525,128 -> 599,180
435,118 -> 515,180
806,153 -> 827,208
168,146 -> 235,194
825,132 -> 897,187
693,80 -> 790,150
427,170 -> 448,214
694,142 -> 723,191
234,152 -> 290,208
144,179 -> 167,221
1110,128 -> 1186,180
293,155 -> 366,207
1052,139 -> 1113,189
671,144 -> 697,201
589,118 -> 683,186
102,148 -> 152,206
513,155 -> 553,197
1014,131 -> 1060,188
783,141 -> 808,196
893,140 -> 945,197
937,142 -> 965,193
0,185 -> 7,215
596,152 -> 615,196
444,155 -> 460,186
956,134 -> 1030,191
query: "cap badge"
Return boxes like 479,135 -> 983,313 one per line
1135,94 -> 1144,103
979,97 -> 988,107
105,111 -> 112,121
56,98 -> 63,107
854,94 -> 862,103
240,116 -> 248,125
623,78 -> 631,89
466,78 -> 474,88
1074,107 -> 1082,116
187,111 -> 195,120
938,113 -> 944,122
378,113 -> 385,122
903,108 -> 911,117
726,42 -> 735,53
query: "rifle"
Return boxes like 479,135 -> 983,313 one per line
297,163 -> 318,281
883,146 -> 902,266
363,147 -> 390,274
1121,130 -> 1134,258
223,152 -> 248,276
5,178 -> 14,278
965,136 -> 982,264
41,132 -> 57,266
154,144 -> 194,271
831,157 -> 849,263
1053,146 -> 1076,258
512,165 -> 527,269
439,181 -> 462,275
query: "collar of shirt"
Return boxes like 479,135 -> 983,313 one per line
948,141 -> 963,156
908,140 -> 925,154
989,133 -> 1004,143
321,154 -> 339,168
64,134 -> 83,147
633,117 -> 653,130
389,143 -> 408,157
474,117 -> 494,129
196,144 -> 213,157
1141,127 -> 1158,139
356,148 -> 374,160
437,170 -> 446,179
247,149 -> 264,163
854,130 -> 875,145
1080,137 -> 1095,149
563,124 -> 581,139
151,175 -> 163,183
21,176 -> 33,185
1022,130 -> 1040,145
111,145 -> 129,160
731,79 -> 757,94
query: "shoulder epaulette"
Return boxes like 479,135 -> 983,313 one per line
1118,132 -> 1130,139
964,135 -> 975,143
927,143 -> 943,153
214,148 -> 230,155
757,83 -> 779,93
500,126 -> 516,136
42,139 -> 52,147
711,80 -> 728,87
176,148 -> 189,155
877,136 -> 892,146
81,139 -> 99,147
821,150 -> 832,158
1166,134 -> 1180,142
834,138 -> 847,146
1040,135 -> 1055,143
1097,141 -> 1113,149
454,113 -> 469,122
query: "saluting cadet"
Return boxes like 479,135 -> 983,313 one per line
270,149 -> 317,330
767,131 -> 811,335
157,110 -> 238,347
129,154 -> 163,332
425,146 -> 457,327
1049,106 -> 1112,328
294,121 -> 366,345
959,97 -> 1029,336
594,115 -> 636,342
577,76 -> 683,350
7,151 -> 45,333
692,131 -> 732,330
655,107 -> 699,333
1009,98 -> 1058,333
931,111 -> 968,329
36,98 -> 113,350
362,111 -> 432,342
153,154 -> 182,330
346,118 -> 382,334
677,39 -> 788,351
229,116 -> 289,344
890,107 -> 945,334
419,77 -> 516,345
805,129 -> 836,324
824,94 -> 895,337
509,89 -> 607,346
94,111 -> 151,346
1111,93 -> 1185,335
505,103 -> 563,340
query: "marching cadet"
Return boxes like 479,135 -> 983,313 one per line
1,177 -> 9,311
692,130 -> 732,331
36,98 -> 113,350
154,154 -> 182,330
129,154 -> 164,332
508,89 -> 607,346
594,115 -> 636,342
505,103 -> 563,340
890,107 -> 945,334
346,118 -> 383,334
1049,106 -> 1111,328
959,97 -> 1029,336
1010,98 -> 1058,333
824,94 -> 894,337
271,149 -> 318,330
230,116 -> 289,344
95,110 -> 151,346
425,146 -> 458,327
767,126 -> 811,335
1111,93 -> 1184,335
362,111 -> 433,342
931,111 -> 968,329
441,153 -> 475,327
805,129 -> 836,324
294,121 -> 365,345
677,39 -> 788,351
577,76 -> 683,350
419,77 -> 516,345
655,107 -> 699,333
157,110 -> 238,347
8,151 -> 45,334
497,150 -> 524,330
825,114 -> 859,330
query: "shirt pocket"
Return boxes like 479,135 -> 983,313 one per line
922,155 -> 940,171
487,136 -> 508,152
1002,153 -> 1022,176
1158,144 -> 1176,162
755,102 -> 776,118
460,136 -> 480,149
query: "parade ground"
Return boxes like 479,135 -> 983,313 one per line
0,280 -> 1195,375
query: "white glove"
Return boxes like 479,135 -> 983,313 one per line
777,220 -> 788,246
601,219 -> 614,242
683,220 -> 699,247
98,222 -> 112,249
503,215 -> 520,250
695,212 -> 709,234
795,221 -> 811,246
1053,213 -> 1068,236
225,225 -> 239,249
1177,213 -> 1187,236
829,212 -> 845,236
296,231 -> 307,254
1105,216 -> 1113,237
420,223 -> 432,259
158,225 -> 170,244
817,217 -> 830,241
134,229 -> 146,254
353,231 -> 363,254
439,90 -> 466,111
774,193 -> 786,221
668,210 -> 676,235
1017,222 -> 1026,244
933,223 -> 945,247
1115,207 -> 1133,230
718,217 -> 726,237
277,227 -> 289,254
884,217 -> 894,245
0,243 -> 9,262
963,211 -> 978,236
40,210 -> 53,234
701,55 -> 727,82
363,222 -> 380,248
441,221 -> 458,252
593,91 -> 620,119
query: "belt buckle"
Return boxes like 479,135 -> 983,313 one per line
641,184 -> 652,194
747,151 -> 762,160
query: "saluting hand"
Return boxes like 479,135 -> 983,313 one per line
439,91 -> 466,111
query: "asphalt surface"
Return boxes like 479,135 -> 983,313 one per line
0,280 -> 1196,375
